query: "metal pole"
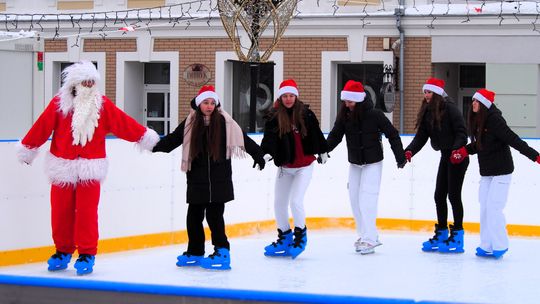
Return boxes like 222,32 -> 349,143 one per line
397,0 -> 405,134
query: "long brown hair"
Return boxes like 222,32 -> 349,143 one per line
415,93 -> 446,130
467,102 -> 488,151
270,96 -> 307,138
189,107 -> 223,161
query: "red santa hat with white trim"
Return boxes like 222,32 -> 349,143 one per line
341,80 -> 366,102
422,78 -> 446,97
473,88 -> 495,109
195,85 -> 220,106
277,79 -> 299,97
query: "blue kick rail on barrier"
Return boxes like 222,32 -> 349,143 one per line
0,274 -> 461,304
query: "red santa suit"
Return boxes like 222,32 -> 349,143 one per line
16,61 -> 159,256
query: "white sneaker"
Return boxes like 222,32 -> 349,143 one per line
354,238 -> 362,252
357,240 -> 382,255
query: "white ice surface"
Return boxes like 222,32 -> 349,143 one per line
1,230 -> 540,304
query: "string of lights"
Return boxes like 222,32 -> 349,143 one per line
1,0 -> 539,44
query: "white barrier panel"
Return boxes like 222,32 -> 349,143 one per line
1,135 -> 539,251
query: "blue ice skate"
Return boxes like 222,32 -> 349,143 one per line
47,251 -> 72,271
289,226 -> 307,259
176,252 -> 203,267
422,224 -> 448,252
264,229 -> 293,257
476,247 -> 507,259
200,248 -> 231,270
438,225 -> 464,253
74,254 -> 95,275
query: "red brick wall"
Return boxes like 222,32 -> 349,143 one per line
44,39 -> 68,52
83,39 -> 137,102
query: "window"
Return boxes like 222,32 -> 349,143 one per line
230,60 -> 274,133
459,64 -> 485,88
144,62 -> 170,135
337,63 -> 384,110
57,1 -> 94,10
127,0 -> 164,9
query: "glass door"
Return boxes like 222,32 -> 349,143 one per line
144,88 -> 170,135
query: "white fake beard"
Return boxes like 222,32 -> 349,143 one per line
71,84 -> 101,147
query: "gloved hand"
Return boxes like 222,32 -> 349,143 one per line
397,160 -> 407,169
450,146 -> 468,164
317,152 -> 329,164
253,156 -> 265,170
536,155 -> 540,164
405,150 -> 412,162
263,154 -> 273,163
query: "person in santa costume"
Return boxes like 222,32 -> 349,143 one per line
450,89 -> 540,259
326,80 -> 407,255
152,85 -> 266,270
15,60 -> 160,275
405,78 -> 469,254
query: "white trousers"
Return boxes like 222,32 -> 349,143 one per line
478,174 -> 512,251
348,161 -> 383,244
274,164 -> 314,231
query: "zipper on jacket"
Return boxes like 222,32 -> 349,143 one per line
207,154 -> 212,203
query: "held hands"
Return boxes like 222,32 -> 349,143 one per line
397,160 -> 407,169
317,152 -> 329,164
405,150 -> 412,162
450,146 -> 468,165
253,157 -> 265,171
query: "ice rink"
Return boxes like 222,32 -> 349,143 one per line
1,229 -> 540,304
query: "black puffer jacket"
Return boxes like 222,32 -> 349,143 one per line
406,101 -> 468,155
261,106 -> 328,167
465,105 -> 539,176
153,116 -> 264,204
327,101 -> 405,166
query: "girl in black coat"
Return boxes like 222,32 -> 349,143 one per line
261,79 -> 328,259
405,78 -> 469,253
451,89 -> 540,259
327,80 -> 406,254
153,86 -> 265,270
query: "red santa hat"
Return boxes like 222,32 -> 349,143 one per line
422,78 -> 446,97
473,88 -> 495,109
195,85 -> 220,107
340,80 -> 366,102
277,79 -> 299,97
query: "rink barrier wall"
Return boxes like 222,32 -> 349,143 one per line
1,135 -> 540,266
0,274 -> 460,304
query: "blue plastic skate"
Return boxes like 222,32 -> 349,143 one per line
289,226 -> 307,259
476,247 -> 507,259
47,251 -> 72,271
264,229 -> 293,257
200,248 -> 231,270
176,252 -> 203,267
422,224 -> 448,252
74,254 -> 95,275
438,225 -> 464,253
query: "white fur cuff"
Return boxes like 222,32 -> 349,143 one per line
15,141 -> 39,165
137,128 -> 160,152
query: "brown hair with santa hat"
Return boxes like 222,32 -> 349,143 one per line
415,77 -> 447,130
336,80 -> 371,123
467,88 -> 495,151
270,79 -> 308,138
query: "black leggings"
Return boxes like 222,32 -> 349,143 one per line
186,202 -> 230,255
434,150 -> 469,230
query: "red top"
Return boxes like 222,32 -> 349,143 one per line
285,128 -> 316,168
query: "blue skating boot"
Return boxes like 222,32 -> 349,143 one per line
264,229 -> 293,257
492,249 -> 508,259
289,226 -> 307,259
47,251 -> 72,271
200,248 -> 231,270
74,254 -> 95,275
438,225 -> 464,253
422,224 -> 448,252
176,252 -> 203,267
